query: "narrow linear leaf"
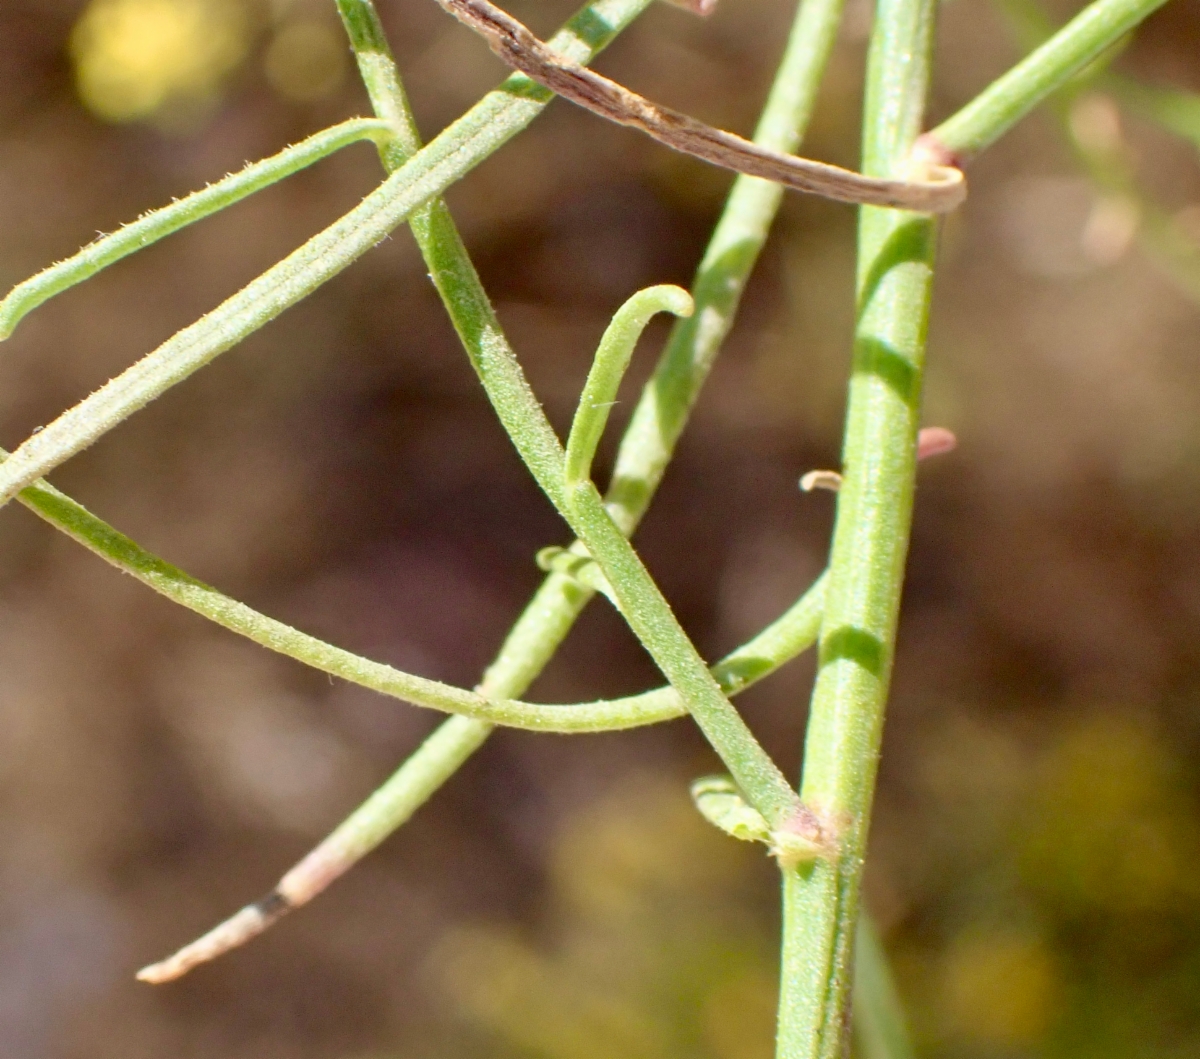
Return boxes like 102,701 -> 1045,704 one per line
0,118 -> 394,340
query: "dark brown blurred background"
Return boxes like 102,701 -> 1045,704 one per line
3,0 -> 1200,1055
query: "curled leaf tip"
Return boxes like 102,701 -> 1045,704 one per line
661,0 -> 718,16
691,775 -> 772,843
916,425 -> 957,461
800,469 -> 842,492
565,282 -> 694,488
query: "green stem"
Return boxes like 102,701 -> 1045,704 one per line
0,118 -> 394,340
332,0 -> 849,849
340,0 -> 800,823
0,0 -> 652,512
567,477 -> 804,826
275,0 -> 849,942
853,918 -> 917,1059
133,0 -> 849,983
11,449 -> 825,730
564,284 -> 693,489
606,0 -> 845,535
776,0 -> 939,1050
928,0 -> 1172,160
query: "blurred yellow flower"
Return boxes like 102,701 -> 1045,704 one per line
71,0 -> 249,123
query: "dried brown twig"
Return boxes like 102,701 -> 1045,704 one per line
431,0 -> 967,211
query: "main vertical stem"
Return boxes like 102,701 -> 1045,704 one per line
775,0 -> 939,1052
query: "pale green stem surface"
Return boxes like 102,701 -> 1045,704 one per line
0,118 -> 394,340
564,284 -> 693,488
133,0 -> 849,978
0,0 -> 652,512
252,0 -> 848,952
928,0 -> 1171,159
566,475 -> 804,825
853,918 -> 917,1059
776,0 -> 939,1050
340,0 -> 803,824
10,450 -> 826,729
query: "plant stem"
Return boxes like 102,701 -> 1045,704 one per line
567,477 -> 804,826
135,0 -> 849,979
927,0 -> 1171,160
11,448 -> 826,732
314,0 -> 850,918
853,918 -> 916,1059
0,0 -> 653,512
0,118 -> 394,340
776,0 -> 939,1049
343,0 -> 804,825
564,284 -> 693,489
606,0 -> 845,535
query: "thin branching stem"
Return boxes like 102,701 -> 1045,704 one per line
0,0 -> 653,512
343,0 -> 802,823
12,449 -> 826,738
565,475 -> 808,827
925,0 -> 1171,160
133,0 -> 850,979
776,0 -> 940,1050
0,118 -> 394,340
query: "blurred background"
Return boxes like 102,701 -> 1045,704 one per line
2,0 -> 1200,1054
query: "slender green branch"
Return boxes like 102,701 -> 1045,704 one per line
926,0 -> 1171,161
334,0 -> 851,849
1110,75 -> 1200,152
0,0 -> 654,513
853,918 -> 917,1059
989,0 -> 1200,305
565,477 -> 805,827
564,284 -> 693,488
12,445 -> 826,734
605,0 -> 846,536
131,0 -> 850,983
776,0 -> 940,1050
0,118 -> 394,340
339,0 -> 801,822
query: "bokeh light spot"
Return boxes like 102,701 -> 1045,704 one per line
1021,714 -> 1197,916
70,0 -> 249,123
942,930 -> 1061,1045
263,20 -> 347,103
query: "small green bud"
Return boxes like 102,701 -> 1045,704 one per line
534,546 -> 618,605
690,775 -> 772,844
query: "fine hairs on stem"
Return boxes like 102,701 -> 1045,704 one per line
0,0 -> 1183,1052
135,0 -> 855,984
0,118 -> 395,340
